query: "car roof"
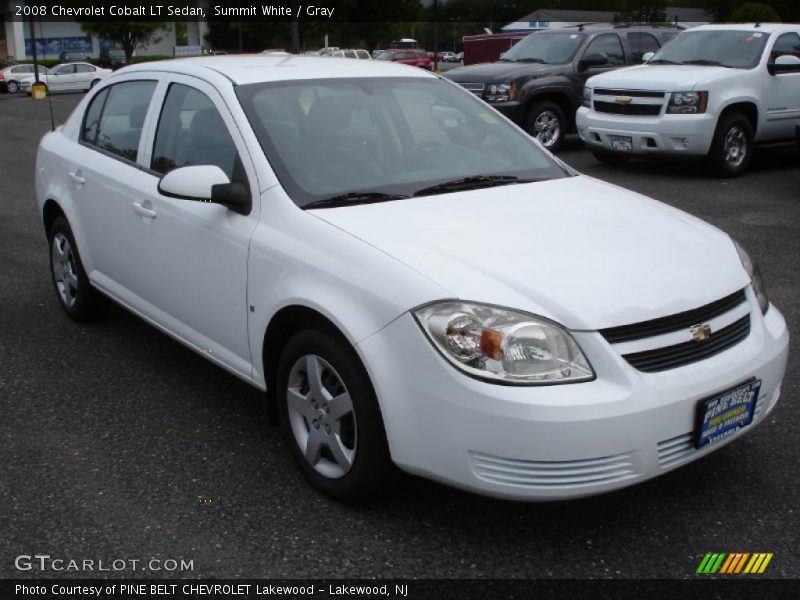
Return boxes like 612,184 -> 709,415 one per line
120,55 -> 437,85
681,23 -> 797,34
541,25 -> 678,35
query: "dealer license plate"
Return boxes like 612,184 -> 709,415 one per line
695,380 -> 761,449
610,135 -> 633,151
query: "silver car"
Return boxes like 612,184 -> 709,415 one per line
19,62 -> 111,94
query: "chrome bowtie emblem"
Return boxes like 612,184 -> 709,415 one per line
690,324 -> 712,342
614,96 -> 633,105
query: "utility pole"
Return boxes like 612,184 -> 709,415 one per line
28,16 -> 39,83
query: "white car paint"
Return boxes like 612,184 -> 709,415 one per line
577,24 -> 800,157
35,56 -> 789,500
19,62 -> 111,93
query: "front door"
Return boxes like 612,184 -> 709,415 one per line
762,31 -> 800,141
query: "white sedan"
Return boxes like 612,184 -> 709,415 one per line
35,56 -> 789,501
20,62 -> 110,94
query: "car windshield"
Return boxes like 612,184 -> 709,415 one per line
649,30 -> 769,69
237,77 -> 570,207
500,32 -> 586,64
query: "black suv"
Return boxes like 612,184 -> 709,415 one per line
445,25 -> 678,152
99,48 -> 127,70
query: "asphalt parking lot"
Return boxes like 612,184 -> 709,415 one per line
1,91 -> 798,579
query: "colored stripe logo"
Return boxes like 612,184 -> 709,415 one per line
696,552 -> 773,574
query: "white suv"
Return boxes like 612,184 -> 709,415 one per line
576,24 -> 800,176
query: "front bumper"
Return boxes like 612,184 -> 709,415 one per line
576,107 -> 717,157
358,296 -> 788,500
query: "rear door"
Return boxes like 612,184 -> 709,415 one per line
49,64 -> 75,91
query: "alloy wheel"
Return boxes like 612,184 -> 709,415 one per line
51,232 -> 79,307
723,126 -> 747,168
533,110 -> 561,148
286,354 -> 357,479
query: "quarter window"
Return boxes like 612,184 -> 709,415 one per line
151,83 -> 242,182
81,80 -> 157,161
584,34 -> 626,66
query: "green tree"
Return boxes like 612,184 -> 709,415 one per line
78,22 -> 167,62
615,0 -> 668,23
730,2 -> 782,21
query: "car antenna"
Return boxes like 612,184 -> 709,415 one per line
46,82 -> 56,131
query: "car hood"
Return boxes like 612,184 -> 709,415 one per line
445,61 -> 557,83
311,176 -> 749,330
588,64 -> 740,91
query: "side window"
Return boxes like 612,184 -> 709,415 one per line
770,32 -> 800,62
627,32 -> 660,62
151,83 -> 242,182
584,34 -> 625,66
54,65 -> 75,75
76,64 -> 94,73
88,81 -> 157,161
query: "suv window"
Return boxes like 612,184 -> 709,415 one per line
584,34 -> 626,66
82,81 -> 156,161
151,83 -> 242,181
627,32 -> 661,62
770,32 -> 800,62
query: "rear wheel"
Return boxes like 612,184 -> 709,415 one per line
707,112 -> 754,177
48,216 -> 107,321
276,328 -> 395,500
6,80 -> 19,94
525,101 -> 566,153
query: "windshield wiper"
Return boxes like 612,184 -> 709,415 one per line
413,175 -> 536,197
647,58 -> 679,65
515,58 -> 546,63
679,59 -> 730,67
304,191 -> 409,209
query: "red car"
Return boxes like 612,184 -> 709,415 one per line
374,49 -> 432,70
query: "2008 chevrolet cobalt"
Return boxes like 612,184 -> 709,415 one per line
35,56 -> 788,500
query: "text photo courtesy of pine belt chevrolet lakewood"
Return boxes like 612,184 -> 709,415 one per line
577,24 -> 800,176
36,56 -> 788,501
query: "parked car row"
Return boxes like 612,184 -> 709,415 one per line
446,23 -> 800,176
18,62 -> 111,94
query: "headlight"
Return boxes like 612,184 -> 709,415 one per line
485,82 -> 516,102
667,91 -> 708,114
733,241 -> 769,314
413,301 -> 594,384
582,87 -> 592,108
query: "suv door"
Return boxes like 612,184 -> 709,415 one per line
575,33 -> 626,103
762,31 -> 800,141
129,77 -> 260,378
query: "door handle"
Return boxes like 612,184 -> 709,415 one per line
68,171 -> 85,185
132,201 -> 157,219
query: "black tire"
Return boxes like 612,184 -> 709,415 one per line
276,328 -> 395,500
48,216 -> 107,321
707,112 -> 754,177
525,100 -> 567,153
6,80 -> 19,94
592,149 -> 631,165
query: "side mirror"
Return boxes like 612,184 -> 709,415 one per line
768,54 -> 800,75
579,52 -> 608,70
157,165 -> 251,215
642,51 -> 655,62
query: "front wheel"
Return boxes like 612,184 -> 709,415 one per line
6,80 -> 19,94
276,328 -> 395,500
525,101 -> 566,153
707,112 -> 754,177
48,216 -> 107,321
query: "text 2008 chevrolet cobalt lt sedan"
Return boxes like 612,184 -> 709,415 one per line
36,56 -> 788,500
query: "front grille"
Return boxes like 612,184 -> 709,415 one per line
458,82 -> 485,96
600,290 -> 747,343
593,101 -> 662,116
594,88 -> 665,98
621,315 -> 751,373
657,432 -> 695,468
469,451 -> 636,489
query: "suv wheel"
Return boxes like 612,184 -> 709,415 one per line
526,101 -> 566,152
48,216 -> 107,321
708,112 -> 754,177
6,80 -> 19,94
276,328 -> 395,500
